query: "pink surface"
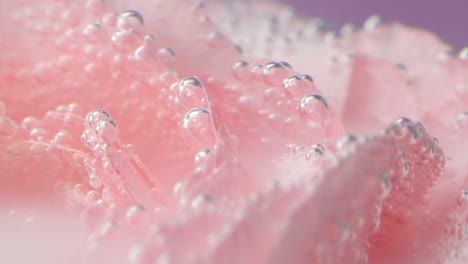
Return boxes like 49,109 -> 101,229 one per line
0,0 -> 467,263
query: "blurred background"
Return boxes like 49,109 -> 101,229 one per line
284,0 -> 467,50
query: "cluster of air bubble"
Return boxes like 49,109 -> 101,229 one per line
0,0 -> 467,264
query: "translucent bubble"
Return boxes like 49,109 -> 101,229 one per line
263,62 -> 288,86
232,60 -> 251,81
83,23 -> 102,43
96,119 -> 118,144
183,108 -> 215,149
456,112 -> 468,129
29,128 -> 47,141
191,194 -> 214,209
112,30 -> 137,53
134,45 -> 156,69
86,109 -> 111,128
128,244 -> 145,264
300,74 -> 314,83
117,10 -> 144,33
0,117 -> 17,138
263,88 -> 281,103
251,64 -> 264,81
337,134 -> 358,149
126,205 -> 146,224
283,75 -> 308,99
458,189 -> 468,206
52,130 -> 72,145
195,148 -> 211,167
156,47 -> 175,64
298,94 -> 330,128
459,47 -> 468,59
363,15 -> 382,31
173,181 -> 183,195
178,77 -> 207,107
21,116 -> 39,131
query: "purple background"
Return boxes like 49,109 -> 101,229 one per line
284,0 -> 467,50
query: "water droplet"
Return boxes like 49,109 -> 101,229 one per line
195,148 -> 211,167
0,117 -> 17,138
134,45 -> 156,69
112,30 -> 137,53
298,94 -> 330,128
364,15 -> 382,31
183,108 -> 215,149
232,60 -> 251,81
83,23 -> 102,43
117,10 -> 144,33
263,62 -> 288,86
96,119 -> 118,144
178,77 -> 208,107
86,109 -> 111,128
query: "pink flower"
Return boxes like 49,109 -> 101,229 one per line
0,0 -> 466,263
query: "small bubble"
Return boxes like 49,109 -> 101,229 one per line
83,23 -> 102,43
126,205 -> 146,224
112,30 -> 137,53
305,145 -> 324,161
182,108 -> 215,149
363,15 -> 382,31
21,116 -> 40,131
456,112 -> 468,129
117,10 -> 144,33
337,134 -> 358,149
29,128 -> 47,141
298,94 -> 330,128
300,74 -> 314,83
96,119 -> 118,144
52,130 -> 72,145
173,181 -> 184,195
0,117 -> 17,138
178,77 -> 207,108
457,189 -> 468,206
191,194 -> 214,209
283,75 -> 307,99
102,12 -> 119,26
232,60 -> 251,81
86,109 -> 111,128
263,62 -> 288,86
156,47 -> 175,64
458,47 -> 468,60
134,45 -> 156,69
195,148 -> 211,167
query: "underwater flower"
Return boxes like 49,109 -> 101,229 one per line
0,0 -> 466,263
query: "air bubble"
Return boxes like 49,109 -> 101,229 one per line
458,189 -> 468,206
178,77 -> 207,107
21,117 -> 39,131
30,128 -> 47,141
195,148 -> 211,167
126,205 -> 146,224
298,94 -> 330,128
157,47 -> 175,64
191,194 -> 214,209
134,45 -> 156,69
83,23 -> 102,43
283,75 -> 307,99
52,130 -> 72,145
458,47 -> 468,59
364,15 -> 382,31
117,10 -> 144,33
86,109 -> 111,128
456,112 -> 468,129
96,119 -> 118,144
112,30 -> 137,53
102,12 -> 119,26
232,60 -> 251,81
0,117 -> 18,138
182,108 -> 215,149
263,62 -> 288,86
